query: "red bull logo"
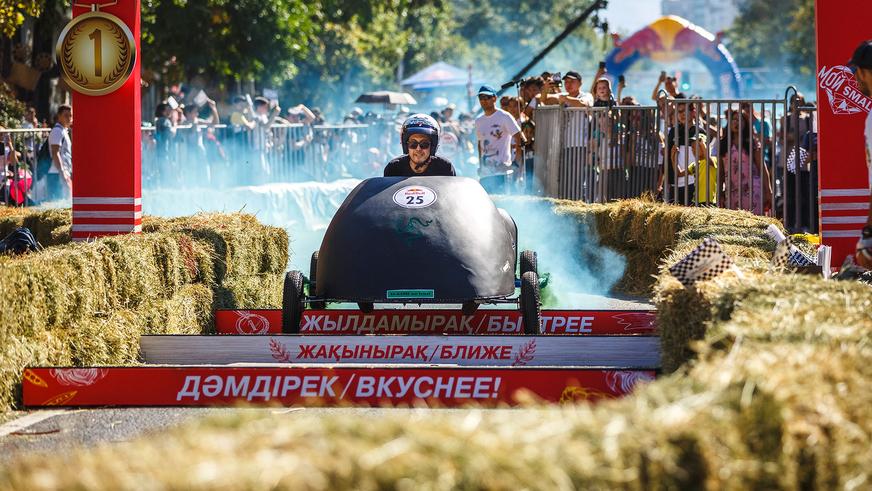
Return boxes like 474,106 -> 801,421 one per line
613,16 -> 721,64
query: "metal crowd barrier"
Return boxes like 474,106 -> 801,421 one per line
533,105 -> 661,202
142,122 -> 392,188
1,122 -> 399,206
532,89 -> 819,234
1,127 -> 51,206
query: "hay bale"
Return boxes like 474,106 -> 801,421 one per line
2,338 -> 868,490
0,210 -> 288,413
0,208 -> 71,247
0,284 -> 212,413
1,201 -> 870,489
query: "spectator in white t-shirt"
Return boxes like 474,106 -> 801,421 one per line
848,40 -> 872,268
475,85 -> 523,194
48,105 -> 73,200
541,71 -> 594,108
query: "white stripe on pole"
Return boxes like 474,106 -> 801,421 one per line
73,197 -> 142,205
821,203 -> 870,211
822,230 -> 863,238
72,211 -> 143,219
71,224 -> 143,232
820,188 -> 871,197
821,216 -> 868,224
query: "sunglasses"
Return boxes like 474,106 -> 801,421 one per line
407,140 -> 431,150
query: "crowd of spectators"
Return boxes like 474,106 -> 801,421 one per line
1,70 -> 819,233
484,65 -> 819,228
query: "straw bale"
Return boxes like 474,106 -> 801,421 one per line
2,337 -> 868,490
0,284 -> 212,413
0,208 -> 71,247
215,273 -> 284,312
2,201 -> 870,489
0,210 -> 289,413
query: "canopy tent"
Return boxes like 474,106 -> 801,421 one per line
400,62 -> 484,90
355,91 -> 417,105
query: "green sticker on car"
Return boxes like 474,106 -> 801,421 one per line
386,289 -> 435,299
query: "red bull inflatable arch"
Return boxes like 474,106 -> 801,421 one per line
605,16 -> 742,98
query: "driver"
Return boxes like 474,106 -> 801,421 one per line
384,114 -> 456,177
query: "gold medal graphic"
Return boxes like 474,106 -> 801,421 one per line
56,10 -> 136,96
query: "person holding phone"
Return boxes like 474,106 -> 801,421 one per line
542,71 -> 593,107
652,71 -> 679,101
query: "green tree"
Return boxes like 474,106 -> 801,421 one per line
282,0 -> 470,117
140,0 -> 316,88
726,0 -> 815,83
0,0 -> 44,37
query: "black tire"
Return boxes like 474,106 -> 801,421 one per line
461,301 -> 479,315
282,271 -> 305,333
309,251 -> 326,310
520,250 -> 538,276
520,271 -> 541,335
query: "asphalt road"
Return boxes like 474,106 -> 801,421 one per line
0,295 -> 655,464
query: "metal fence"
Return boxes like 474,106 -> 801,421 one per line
142,122 -> 397,187
3,96 -> 822,235
533,105 -> 661,202
1,122 -> 400,206
532,90 -> 820,234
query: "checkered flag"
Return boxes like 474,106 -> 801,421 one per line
669,238 -> 735,288
772,238 -> 816,269
786,146 -> 809,174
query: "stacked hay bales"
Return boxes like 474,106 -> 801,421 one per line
1,200 -> 869,490
0,208 -> 72,247
0,211 -> 287,413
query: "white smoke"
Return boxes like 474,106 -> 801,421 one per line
144,183 -> 626,307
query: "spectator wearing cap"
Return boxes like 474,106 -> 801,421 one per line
542,71 -> 593,108
475,85 -> 523,193
849,40 -> 872,268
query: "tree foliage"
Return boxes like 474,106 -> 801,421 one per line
0,0 -> 43,37
9,0 -> 607,116
141,0 -> 316,86
726,0 -> 815,80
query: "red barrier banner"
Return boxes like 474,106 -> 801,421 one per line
215,309 -> 657,336
22,367 -> 656,408
816,1 -> 872,262
139,335 -> 660,368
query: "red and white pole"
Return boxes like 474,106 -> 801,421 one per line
68,1 -> 141,241
815,1 -> 872,264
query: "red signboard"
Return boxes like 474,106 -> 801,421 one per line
214,309 -> 657,336
816,1 -> 872,263
70,1 -> 142,241
22,367 -> 656,408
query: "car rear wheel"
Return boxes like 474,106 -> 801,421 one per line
520,271 -> 541,335
309,251 -> 326,310
520,250 -> 538,276
282,271 -> 305,333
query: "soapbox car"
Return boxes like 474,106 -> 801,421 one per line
282,176 -> 541,334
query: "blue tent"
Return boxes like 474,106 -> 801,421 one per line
401,62 -> 484,90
